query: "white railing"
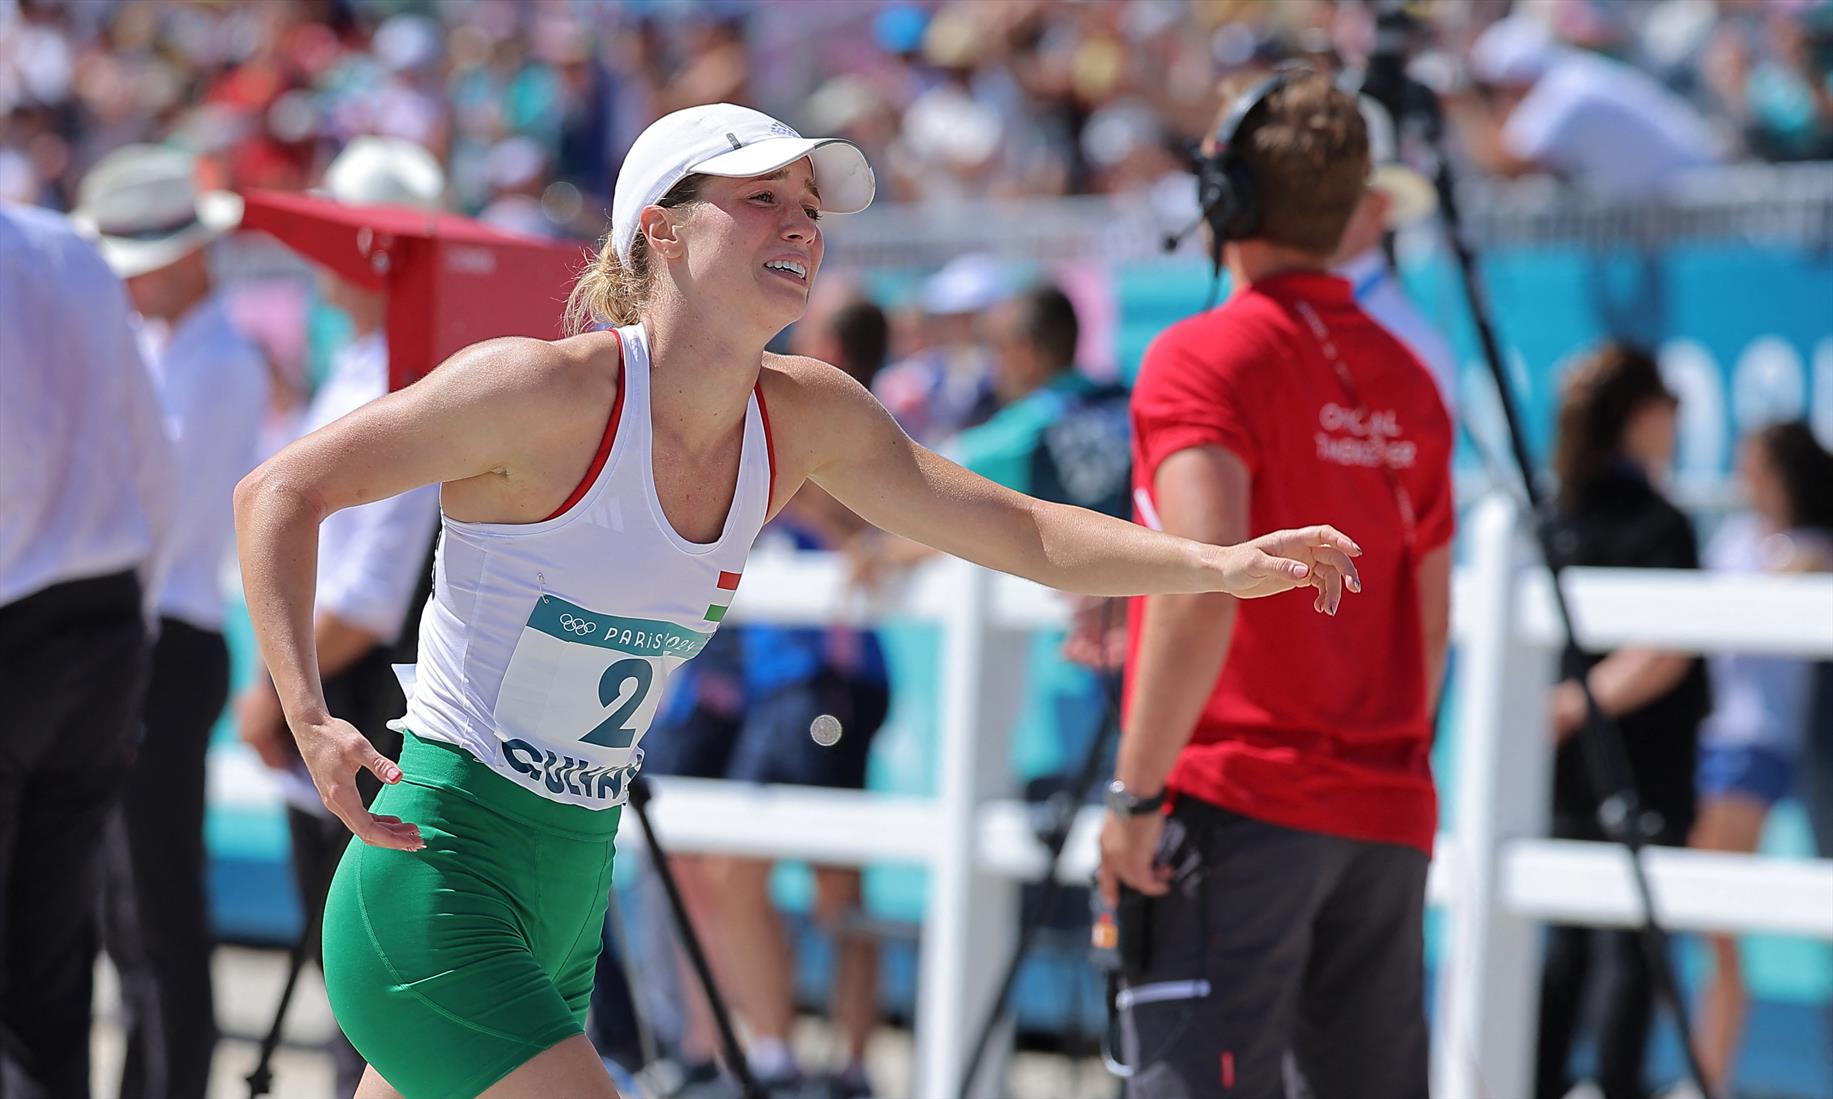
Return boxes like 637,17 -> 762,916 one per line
639,494 -> 1833,1099
210,494 -> 1833,1097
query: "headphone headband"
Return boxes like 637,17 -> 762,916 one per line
1212,67 -> 1297,160
1192,62 -> 1317,249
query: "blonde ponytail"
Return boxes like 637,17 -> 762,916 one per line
564,173 -> 711,335
564,239 -> 645,334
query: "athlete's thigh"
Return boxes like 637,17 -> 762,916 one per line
478,1033 -> 619,1099
324,782 -> 586,1099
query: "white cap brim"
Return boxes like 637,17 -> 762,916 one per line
688,136 -> 875,215
73,190 -> 243,279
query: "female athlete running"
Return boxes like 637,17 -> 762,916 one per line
235,103 -> 1363,1099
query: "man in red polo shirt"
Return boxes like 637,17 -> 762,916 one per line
1098,70 -> 1454,1098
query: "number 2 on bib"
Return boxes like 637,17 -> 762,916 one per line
581,657 -> 654,748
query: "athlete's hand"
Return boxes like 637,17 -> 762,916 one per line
1216,525 -> 1363,613
296,716 -> 424,851
1098,809 -> 1169,907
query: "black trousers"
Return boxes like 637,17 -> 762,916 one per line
1119,798 -> 1430,1099
283,647 -> 402,1099
100,619 -> 229,1099
1534,812 -> 1687,1099
0,572 -> 148,1099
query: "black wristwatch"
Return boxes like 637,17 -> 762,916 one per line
1104,779 -> 1166,818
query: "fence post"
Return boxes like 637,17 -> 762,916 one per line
914,561 -> 1021,1098
1434,494 -> 1555,1099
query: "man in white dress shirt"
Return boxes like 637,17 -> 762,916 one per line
1449,15 -> 1725,198
72,145 -> 271,1099
231,136 -> 445,1099
0,202 -> 176,1098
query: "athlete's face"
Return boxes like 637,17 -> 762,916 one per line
678,158 -> 825,329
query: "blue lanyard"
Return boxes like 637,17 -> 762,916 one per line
1351,266 -> 1389,302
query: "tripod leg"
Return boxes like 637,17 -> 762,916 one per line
626,776 -> 768,1099
958,662 -> 1125,1099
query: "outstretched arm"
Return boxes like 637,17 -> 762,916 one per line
789,361 -> 1361,605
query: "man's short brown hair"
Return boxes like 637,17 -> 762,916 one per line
1211,70 -> 1370,256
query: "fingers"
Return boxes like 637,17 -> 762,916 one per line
1312,560 -> 1344,615
1097,861 -> 1118,908
1312,546 -> 1362,595
1304,525 -> 1362,558
1120,853 -> 1170,896
324,781 -> 424,850
362,813 -> 426,850
359,742 -> 404,786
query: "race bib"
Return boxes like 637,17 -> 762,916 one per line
491,595 -> 711,803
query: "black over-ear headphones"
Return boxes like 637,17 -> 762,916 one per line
1197,64 -> 1301,243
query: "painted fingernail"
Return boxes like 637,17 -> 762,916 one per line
385,766 -> 402,782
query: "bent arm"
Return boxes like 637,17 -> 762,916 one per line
1116,446 -> 1249,796
235,338 -> 563,733
1582,648 -> 1694,718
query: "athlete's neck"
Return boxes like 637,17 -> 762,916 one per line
640,300 -> 767,450
1225,239 -> 1333,295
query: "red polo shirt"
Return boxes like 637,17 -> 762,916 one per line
1125,271 -> 1455,854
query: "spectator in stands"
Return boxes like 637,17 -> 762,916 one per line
233,136 -> 444,1099
1331,98 -> 1458,410
1449,15 -> 1726,197
871,253 -> 1005,446
858,282 -> 1134,783
1536,341 -> 1712,1099
0,201 -> 175,1099
1690,420 -> 1833,1094
955,283 -> 1132,777
1703,4 -> 1833,162
74,143 -> 270,1099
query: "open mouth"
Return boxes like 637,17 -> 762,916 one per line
763,258 -> 808,283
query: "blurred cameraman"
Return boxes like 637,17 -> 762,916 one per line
1100,69 -> 1454,1098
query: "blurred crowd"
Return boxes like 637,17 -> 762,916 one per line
6,0 -> 1833,240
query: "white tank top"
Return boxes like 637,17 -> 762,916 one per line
399,323 -> 775,808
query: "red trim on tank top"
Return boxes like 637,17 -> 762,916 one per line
543,330 -> 627,522
754,382 -> 777,513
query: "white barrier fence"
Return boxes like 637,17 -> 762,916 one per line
636,494 -> 1833,1099
209,494 -> 1833,1096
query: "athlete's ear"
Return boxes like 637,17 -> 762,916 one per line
640,206 -> 685,261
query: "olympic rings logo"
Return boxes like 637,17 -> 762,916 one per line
558,613 -> 598,636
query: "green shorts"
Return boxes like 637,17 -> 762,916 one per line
322,732 -> 622,1099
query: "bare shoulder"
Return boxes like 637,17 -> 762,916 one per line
757,352 -> 908,486
758,351 -> 872,419
426,330 -> 621,407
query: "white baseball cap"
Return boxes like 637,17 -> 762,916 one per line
1471,16 -> 1560,88
71,144 -> 242,279
322,136 -> 446,209
610,102 -> 875,264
